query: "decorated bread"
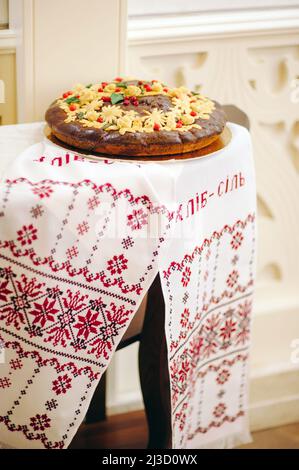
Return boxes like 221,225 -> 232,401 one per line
45,78 -> 226,156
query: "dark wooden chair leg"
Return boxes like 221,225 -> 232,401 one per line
139,274 -> 172,449
85,371 -> 106,424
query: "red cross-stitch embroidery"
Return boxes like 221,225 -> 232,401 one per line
52,374 -> 72,395
32,185 -> 53,199
77,221 -> 89,236
66,246 -> 79,260
107,254 -> 128,276
0,167 -> 255,449
17,225 -> 38,246
127,208 -> 148,230
163,214 -> 255,448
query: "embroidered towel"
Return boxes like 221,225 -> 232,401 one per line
0,122 -> 256,449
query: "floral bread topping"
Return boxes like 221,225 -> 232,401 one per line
57,78 -> 216,135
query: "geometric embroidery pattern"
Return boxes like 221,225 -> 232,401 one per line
0,176 -> 168,448
0,134 -> 256,449
164,214 -> 255,448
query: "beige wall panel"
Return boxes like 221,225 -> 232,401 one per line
0,52 -> 16,124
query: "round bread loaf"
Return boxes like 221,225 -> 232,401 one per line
45,78 -> 226,156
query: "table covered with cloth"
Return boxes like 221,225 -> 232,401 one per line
0,122 -> 256,449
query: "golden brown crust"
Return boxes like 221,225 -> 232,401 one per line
47,128 -> 229,161
45,83 -> 226,156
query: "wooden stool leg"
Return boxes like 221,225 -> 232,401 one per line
139,274 -> 172,449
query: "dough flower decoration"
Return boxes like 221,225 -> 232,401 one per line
100,105 -> 123,124
172,96 -> 192,114
116,115 -> 135,134
56,78 -> 215,134
142,108 -> 167,127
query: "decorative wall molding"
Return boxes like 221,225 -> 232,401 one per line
128,0 -> 299,17
0,29 -> 16,51
128,7 -> 299,45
